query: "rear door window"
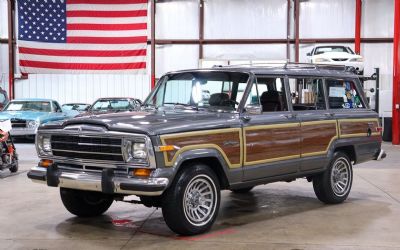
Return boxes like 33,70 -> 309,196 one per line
288,78 -> 326,110
326,79 -> 365,109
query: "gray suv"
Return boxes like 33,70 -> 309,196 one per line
28,64 -> 385,235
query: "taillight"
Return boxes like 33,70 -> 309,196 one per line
376,127 -> 383,133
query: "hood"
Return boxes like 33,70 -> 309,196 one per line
0,111 -> 51,121
315,51 -> 362,59
40,109 -> 239,136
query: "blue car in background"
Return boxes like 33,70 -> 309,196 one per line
0,98 -> 79,138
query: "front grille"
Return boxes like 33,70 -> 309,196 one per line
11,119 -> 27,128
51,135 -> 124,162
332,58 -> 348,62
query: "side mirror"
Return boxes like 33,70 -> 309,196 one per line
306,52 -> 312,56
245,104 -> 262,115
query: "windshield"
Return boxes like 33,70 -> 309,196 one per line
144,71 -> 250,112
4,101 -> 51,112
91,99 -> 131,111
62,104 -> 89,111
315,46 -> 354,55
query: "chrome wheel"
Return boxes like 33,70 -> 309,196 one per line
330,157 -> 352,197
183,174 -> 217,227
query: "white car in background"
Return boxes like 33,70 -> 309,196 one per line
306,45 -> 364,74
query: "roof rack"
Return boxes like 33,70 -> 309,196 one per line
212,62 -> 356,73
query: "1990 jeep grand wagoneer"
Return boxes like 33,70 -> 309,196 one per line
28,64 -> 385,235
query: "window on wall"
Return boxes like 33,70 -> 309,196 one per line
288,78 -> 326,110
246,77 -> 288,112
326,79 -> 365,109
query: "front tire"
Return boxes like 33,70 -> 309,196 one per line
313,152 -> 353,204
60,188 -> 113,217
162,163 -> 220,235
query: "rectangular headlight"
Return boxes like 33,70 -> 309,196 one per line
36,134 -> 52,156
122,139 -> 149,164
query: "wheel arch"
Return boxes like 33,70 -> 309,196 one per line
171,148 -> 234,190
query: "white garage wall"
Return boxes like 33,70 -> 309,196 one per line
156,0 -> 199,39
300,0 -> 355,38
204,44 -> 287,61
362,0 -> 394,38
14,74 -> 151,105
0,0 -> 7,39
204,0 -> 287,39
155,44 -> 199,77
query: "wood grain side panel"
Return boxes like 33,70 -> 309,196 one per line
339,119 -> 380,137
245,125 -> 301,164
301,122 -> 337,156
162,130 -> 242,167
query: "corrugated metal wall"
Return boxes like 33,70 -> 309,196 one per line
0,0 -> 396,113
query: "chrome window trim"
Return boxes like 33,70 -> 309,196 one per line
36,129 -> 157,169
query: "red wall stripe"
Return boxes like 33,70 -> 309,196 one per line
20,60 -> 146,70
19,47 -> 147,57
67,23 -> 147,31
66,10 -> 147,18
67,0 -> 147,4
67,36 -> 147,44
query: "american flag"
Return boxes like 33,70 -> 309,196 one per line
17,0 -> 148,73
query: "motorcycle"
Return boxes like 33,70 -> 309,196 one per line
0,120 -> 18,173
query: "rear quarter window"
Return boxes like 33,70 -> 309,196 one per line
326,79 -> 365,109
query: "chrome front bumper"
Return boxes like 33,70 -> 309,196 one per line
27,166 -> 169,196
10,127 -> 37,136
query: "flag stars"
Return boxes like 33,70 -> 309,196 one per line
18,0 -> 66,43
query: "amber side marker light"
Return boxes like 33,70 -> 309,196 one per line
39,159 -> 53,168
157,145 -> 177,152
133,168 -> 152,177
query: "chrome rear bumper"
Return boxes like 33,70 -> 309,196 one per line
27,165 -> 168,196
375,149 -> 387,161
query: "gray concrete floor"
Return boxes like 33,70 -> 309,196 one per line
0,142 -> 399,250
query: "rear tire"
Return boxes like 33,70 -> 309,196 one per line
162,163 -> 220,235
313,152 -> 353,204
60,188 -> 113,217
9,160 -> 18,173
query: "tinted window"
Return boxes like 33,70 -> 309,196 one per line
248,77 -> 288,112
289,78 -> 326,110
5,101 -> 51,112
92,99 -> 131,111
326,79 -> 365,109
145,72 -> 249,111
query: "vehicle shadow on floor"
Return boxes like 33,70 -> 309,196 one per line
54,188 -> 391,242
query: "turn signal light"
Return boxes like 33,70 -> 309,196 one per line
158,145 -> 176,152
133,168 -> 152,177
39,159 -> 53,168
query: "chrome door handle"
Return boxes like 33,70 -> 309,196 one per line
324,113 -> 335,118
284,114 -> 297,119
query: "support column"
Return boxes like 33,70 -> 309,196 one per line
7,0 -> 15,100
393,0 -> 400,144
150,0 -> 156,89
294,0 -> 300,62
199,0 -> 204,61
286,0 -> 291,61
355,0 -> 362,54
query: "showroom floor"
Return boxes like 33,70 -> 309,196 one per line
0,142 -> 399,250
